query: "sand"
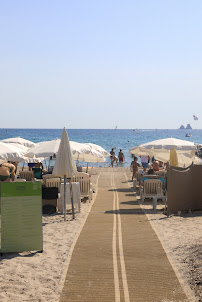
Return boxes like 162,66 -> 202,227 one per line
0,167 -> 201,301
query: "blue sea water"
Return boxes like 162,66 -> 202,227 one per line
1,128 -> 202,167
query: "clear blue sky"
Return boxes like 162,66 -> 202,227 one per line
1,0 -> 202,129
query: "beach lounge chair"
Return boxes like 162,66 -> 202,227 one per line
19,171 -> 34,181
46,178 -> 61,193
140,179 -> 166,210
72,172 -> 92,201
43,174 -> 60,185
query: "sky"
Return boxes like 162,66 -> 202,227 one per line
1,0 -> 202,129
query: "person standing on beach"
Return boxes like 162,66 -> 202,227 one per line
118,149 -> 125,163
110,148 -> 115,166
140,155 -> 149,171
130,156 -> 138,180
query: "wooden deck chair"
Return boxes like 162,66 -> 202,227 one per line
19,171 -> 34,181
73,172 -> 92,200
46,178 -> 61,193
43,174 -> 59,185
140,179 -> 166,210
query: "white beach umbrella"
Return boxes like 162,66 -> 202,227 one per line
1,137 -> 35,148
132,137 -> 196,152
22,155 -> 45,163
52,128 -> 77,220
86,143 -> 110,157
70,141 -> 92,159
0,141 -> 26,162
24,139 -> 61,158
154,152 -> 201,168
77,149 -> 106,163
8,143 -> 29,152
130,137 -> 197,168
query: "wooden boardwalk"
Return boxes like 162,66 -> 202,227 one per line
60,171 -> 189,302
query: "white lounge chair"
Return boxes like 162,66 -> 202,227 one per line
73,172 -> 92,201
43,174 -> 60,185
46,178 -> 61,193
140,179 -> 166,210
19,171 -> 34,181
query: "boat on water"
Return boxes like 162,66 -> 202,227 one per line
185,133 -> 192,137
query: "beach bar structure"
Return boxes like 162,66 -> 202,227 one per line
0,181 -> 43,254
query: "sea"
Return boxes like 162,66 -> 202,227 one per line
1,128 -> 202,167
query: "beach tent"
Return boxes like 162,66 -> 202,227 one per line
130,137 -> 198,168
0,141 -> 26,162
52,128 -> 77,220
1,137 -> 35,148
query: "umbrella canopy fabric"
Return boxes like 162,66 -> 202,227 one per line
70,141 -> 92,159
130,137 -> 198,168
25,139 -> 106,163
0,141 -> 26,162
8,143 -> 29,152
1,137 -> 35,147
52,129 -> 77,178
154,151 -> 201,167
134,137 -> 195,151
77,148 -> 106,163
86,143 -> 110,157
23,155 -> 45,163
25,139 -> 61,158
130,137 -> 196,157
170,147 -> 178,167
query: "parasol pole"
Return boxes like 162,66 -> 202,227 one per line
70,177 -> 75,219
64,175 -> 67,221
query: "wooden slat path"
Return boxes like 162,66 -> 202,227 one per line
60,171 -> 190,302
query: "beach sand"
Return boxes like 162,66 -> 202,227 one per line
0,167 -> 201,301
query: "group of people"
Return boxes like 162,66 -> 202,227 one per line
0,161 -> 46,182
130,155 -> 166,181
110,148 -> 125,167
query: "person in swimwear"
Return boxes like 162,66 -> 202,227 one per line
130,156 -> 138,180
0,162 -> 16,181
118,149 -> 125,163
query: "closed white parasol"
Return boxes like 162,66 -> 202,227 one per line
52,128 -> 77,220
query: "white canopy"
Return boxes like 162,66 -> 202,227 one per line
77,148 -> 106,163
154,151 -> 201,168
25,139 -> 105,163
1,137 -> 35,147
70,141 -> 92,159
86,143 -> 110,157
130,137 -> 198,168
0,141 -> 26,162
25,139 -> 61,158
133,137 -> 195,151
